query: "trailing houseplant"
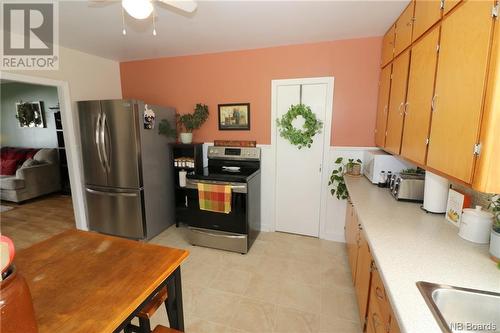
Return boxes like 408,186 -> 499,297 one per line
276,104 -> 323,149
488,194 -> 500,265
178,103 -> 209,143
329,157 -> 362,200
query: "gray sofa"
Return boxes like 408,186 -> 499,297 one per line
0,148 -> 61,203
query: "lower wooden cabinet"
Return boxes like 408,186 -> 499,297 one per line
354,230 -> 373,325
389,308 -> 401,333
345,204 -> 401,333
366,268 -> 401,333
345,200 -> 360,283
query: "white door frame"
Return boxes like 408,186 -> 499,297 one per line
1,71 -> 88,231
270,77 -> 334,237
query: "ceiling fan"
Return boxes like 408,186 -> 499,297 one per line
91,0 -> 197,36
120,0 -> 197,20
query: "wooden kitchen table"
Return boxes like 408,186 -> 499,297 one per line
14,230 -> 189,333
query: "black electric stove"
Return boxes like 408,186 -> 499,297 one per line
182,146 -> 261,253
188,164 -> 260,183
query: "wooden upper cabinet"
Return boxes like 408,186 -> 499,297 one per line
385,51 -> 410,155
394,1 -> 415,56
427,0 -> 494,183
413,0 -> 442,41
382,25 -> 396,67
401,27 -> 440,165
473,10 -> 500,193
443,0 -> 461,15
375,65 -> 392,147
354,231 -> 373,326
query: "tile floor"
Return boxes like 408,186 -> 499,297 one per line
2,198 -> 361,333
148,226 -> 362,333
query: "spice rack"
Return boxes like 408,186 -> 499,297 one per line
169,143 -> 204,227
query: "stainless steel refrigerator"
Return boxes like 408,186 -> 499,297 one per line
78,99 -> 176,240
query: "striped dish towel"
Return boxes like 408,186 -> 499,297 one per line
197,183 -> 232,214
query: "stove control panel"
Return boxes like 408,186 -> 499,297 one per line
208,146 -> 261,161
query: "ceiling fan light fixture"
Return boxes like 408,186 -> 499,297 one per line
122,0 -> 154,20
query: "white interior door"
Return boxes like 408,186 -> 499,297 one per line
275,81 -> 330,237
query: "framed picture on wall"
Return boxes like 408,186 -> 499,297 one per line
218,103 -> 250,130
16,101 -> 46,128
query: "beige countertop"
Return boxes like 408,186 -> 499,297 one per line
344,176 -> 500,333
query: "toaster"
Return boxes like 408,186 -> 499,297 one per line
389,173 -> 425,202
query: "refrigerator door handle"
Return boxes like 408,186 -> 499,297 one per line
86,188 -> 138,197
95,112 -> 106,172
103,113 -> 112,173
100,112 -> 110,173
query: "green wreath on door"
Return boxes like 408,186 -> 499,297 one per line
276,104 -> 323,149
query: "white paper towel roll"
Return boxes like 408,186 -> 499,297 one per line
423,171 -> 450,213
179,170 -> 187,187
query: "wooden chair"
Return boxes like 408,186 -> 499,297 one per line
125,287 -> 169,333
152,325 -> 182,333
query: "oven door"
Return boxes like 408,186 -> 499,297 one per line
180,179 -> 247,234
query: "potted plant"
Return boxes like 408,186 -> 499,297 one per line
329,157 -> 363,200
178,104 -> 209,144
345,158 -> 362,176
489,194 -> 500,263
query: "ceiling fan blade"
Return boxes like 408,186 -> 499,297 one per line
88,0 -> 115,8
158,0 -> 197,13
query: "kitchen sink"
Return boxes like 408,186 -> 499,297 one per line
417,281 -> 500,333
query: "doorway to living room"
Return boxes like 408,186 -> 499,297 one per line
0,73 -> 85,250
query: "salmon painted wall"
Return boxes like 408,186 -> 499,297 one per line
120,37 -> 382,146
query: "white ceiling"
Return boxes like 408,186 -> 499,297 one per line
59,1 -> 409,61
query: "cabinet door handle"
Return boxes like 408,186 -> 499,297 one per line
398,102 -> 404,116
431,94 -> 438,112
404,102 -> 409,115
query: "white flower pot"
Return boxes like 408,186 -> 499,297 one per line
490,228 -> 500,261
180,132 -> 193,144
